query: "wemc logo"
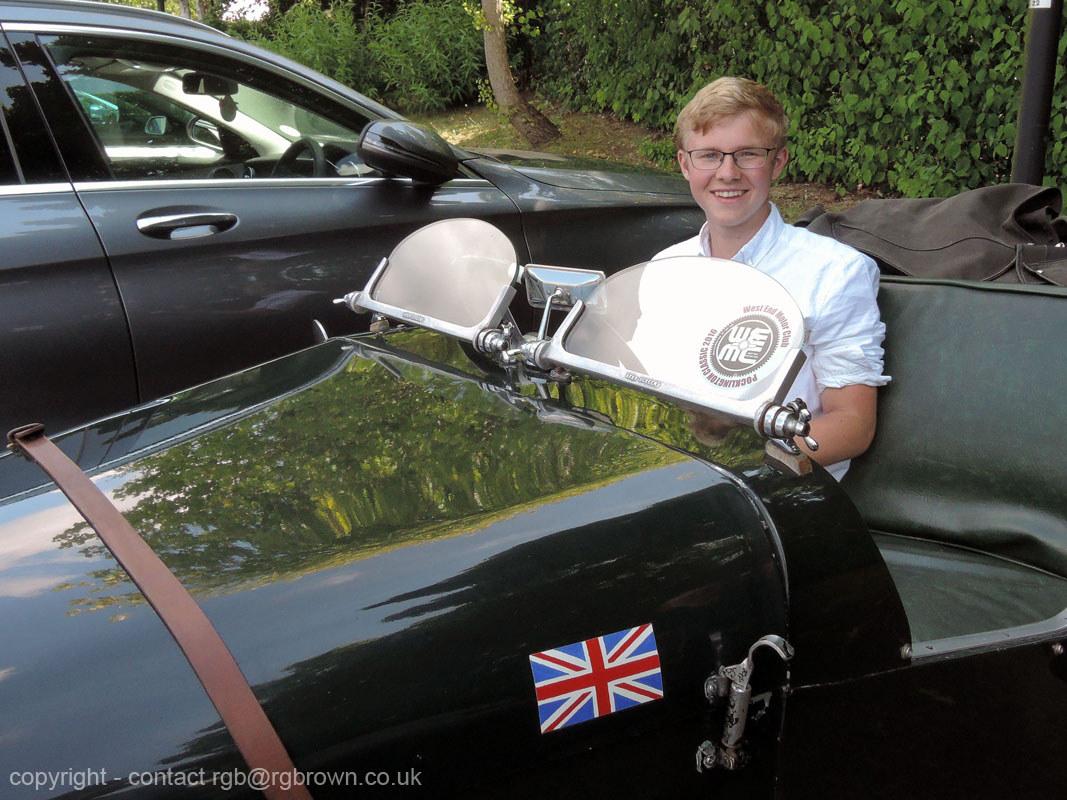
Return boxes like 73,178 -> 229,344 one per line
698,308 -> 790,390
714,316 -> 778,374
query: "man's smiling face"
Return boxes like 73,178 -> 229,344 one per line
678,111 -> 788,255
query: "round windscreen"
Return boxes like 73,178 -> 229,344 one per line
562,256 -> 805,402
373,218 -> 518,328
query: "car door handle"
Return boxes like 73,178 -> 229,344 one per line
137,211 -> 238,240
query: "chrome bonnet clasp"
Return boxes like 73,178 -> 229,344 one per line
697,634 -> 794,772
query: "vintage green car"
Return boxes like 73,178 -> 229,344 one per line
1,217 -> 1065,799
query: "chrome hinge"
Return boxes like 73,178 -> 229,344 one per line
696,634 -> 793,772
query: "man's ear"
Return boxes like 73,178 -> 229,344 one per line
678,149 -> 690,179
771,147 -> 789,181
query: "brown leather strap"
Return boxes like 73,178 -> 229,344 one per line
8,424 -> 312,800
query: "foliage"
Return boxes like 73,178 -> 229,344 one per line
364,0 -> 485,111
533,0 -> 1059,197
242,0 -> 484,112
462,0 -> 543,35
463,0 -> 544,88
56,332 -> 698,611
242,1 -> 370,88
638,135 -> 677,169
99,0 -> 227,26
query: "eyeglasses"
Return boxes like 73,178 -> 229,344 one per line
685,147 -> 777,171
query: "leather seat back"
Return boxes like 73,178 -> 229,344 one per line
841,278 -> 1067,576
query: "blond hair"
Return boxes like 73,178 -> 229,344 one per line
674,77 -> 789,150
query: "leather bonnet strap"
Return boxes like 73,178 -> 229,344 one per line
7,424 -> 312,800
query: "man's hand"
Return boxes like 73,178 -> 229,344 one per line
687,410 -> 742,448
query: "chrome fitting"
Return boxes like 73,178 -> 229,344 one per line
754,399 -> 819,452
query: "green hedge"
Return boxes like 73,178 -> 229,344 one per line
534,0 -> 1062,197
243,0 -> 484,113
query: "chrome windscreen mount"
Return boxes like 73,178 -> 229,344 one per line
339,218 -> 519,341
338,219 -> 820,463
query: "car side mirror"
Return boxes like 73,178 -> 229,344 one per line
357,120 -> 460,186
145,116 -> 167,136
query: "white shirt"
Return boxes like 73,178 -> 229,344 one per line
652,204 -> 889,480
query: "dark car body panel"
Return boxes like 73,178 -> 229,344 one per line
0,27 -> 141,427
74,179 -> 524,399
781,638 -> 1067,797
467,149 -> 693,194
0,188 -> 139,427
463,157 -> 701,273
0,0 -> 703,435
0,332 -> 808,797
5,316 -> 1067,796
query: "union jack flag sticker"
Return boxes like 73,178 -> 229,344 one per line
529,623 -> 663,734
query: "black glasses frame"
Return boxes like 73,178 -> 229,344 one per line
685,147 -> 778,171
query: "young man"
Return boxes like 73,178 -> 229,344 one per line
654,77 -> 888,479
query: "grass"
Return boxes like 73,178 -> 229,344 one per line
413,102 -> 879,222
416,103 -> 658,165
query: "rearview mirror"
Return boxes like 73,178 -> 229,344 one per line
182,73 -> 238,97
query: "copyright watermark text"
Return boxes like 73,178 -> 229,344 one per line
9,767 -> 422,792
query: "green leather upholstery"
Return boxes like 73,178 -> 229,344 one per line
841,278 -> 1067,577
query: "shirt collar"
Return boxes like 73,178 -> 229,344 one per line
698,203 -> 785,266
734,203 -> 785,266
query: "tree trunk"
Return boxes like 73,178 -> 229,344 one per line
481,0 -> 559,148
177,0 -> 191,18
196,0 -> 210,21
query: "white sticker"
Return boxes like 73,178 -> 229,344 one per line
1031,0 -> 1053,9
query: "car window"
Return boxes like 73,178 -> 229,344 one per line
0,106 -> 18,185
0,37 -> 67,183
38,34 -> 374,181
0,52 -> 18,183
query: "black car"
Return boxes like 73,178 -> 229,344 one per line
0,0 -> 701,435
1,218 -> 1065,799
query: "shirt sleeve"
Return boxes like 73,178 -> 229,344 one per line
808,251 -> 891,393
